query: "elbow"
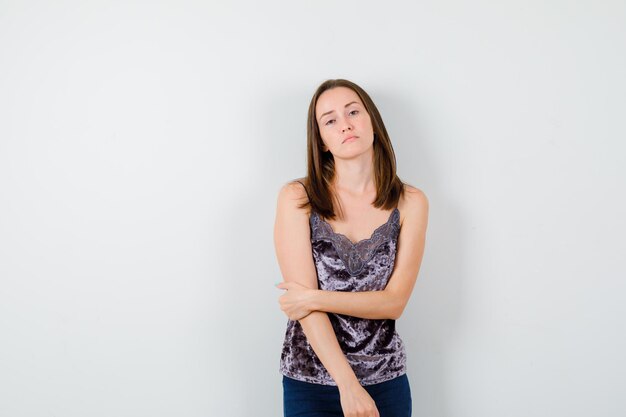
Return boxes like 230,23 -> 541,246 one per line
389,308 -> 402,320
383,288 -> 411,320
389,299 -> 408,320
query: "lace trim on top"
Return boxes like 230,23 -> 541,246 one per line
310,208 -> 400,276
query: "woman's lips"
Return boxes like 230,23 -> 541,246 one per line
343,136 -> 357,143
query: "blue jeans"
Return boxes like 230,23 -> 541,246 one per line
283,374 -> 412,417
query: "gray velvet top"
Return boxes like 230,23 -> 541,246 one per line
279,196 -> 407,386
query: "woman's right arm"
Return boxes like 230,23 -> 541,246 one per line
274,182 -> 379,417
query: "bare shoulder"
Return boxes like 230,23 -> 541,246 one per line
400,183 -> 428,210
277,179 -> 309,210
280,178 -> 307,198
399,183 -> 429,226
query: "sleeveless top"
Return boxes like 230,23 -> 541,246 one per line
279,181 -> 407,386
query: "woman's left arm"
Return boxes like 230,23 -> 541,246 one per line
278,188 -> 429,320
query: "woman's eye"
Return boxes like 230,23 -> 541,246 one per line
324,111 -> 357,126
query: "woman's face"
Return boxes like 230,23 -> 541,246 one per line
315,86 -> 374,158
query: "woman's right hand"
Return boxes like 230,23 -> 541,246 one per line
338,381 -> 380,417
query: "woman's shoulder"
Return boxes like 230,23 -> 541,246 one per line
401,183 -> 427,200
277,177 -> 311,215
280,177 -> 308,198
399,183 -> 429,221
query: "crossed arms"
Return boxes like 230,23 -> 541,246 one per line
275,182 -> 429,323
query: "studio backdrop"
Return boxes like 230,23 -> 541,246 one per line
0,1 -> 624,416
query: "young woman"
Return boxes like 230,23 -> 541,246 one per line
274,79 -> 429,417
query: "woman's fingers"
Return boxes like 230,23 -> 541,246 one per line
339,384 -> 379,417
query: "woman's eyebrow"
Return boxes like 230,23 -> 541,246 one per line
318,101 -> 359,121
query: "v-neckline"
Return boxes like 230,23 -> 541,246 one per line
315,208 -> 399,246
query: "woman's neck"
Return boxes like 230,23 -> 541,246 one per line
331,151 -> 375,195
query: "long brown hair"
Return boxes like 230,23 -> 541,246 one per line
293,78 -> 405,220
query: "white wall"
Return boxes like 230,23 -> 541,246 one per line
1,1 -> 624,416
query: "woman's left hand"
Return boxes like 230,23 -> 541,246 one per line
276,281 -> 316,321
